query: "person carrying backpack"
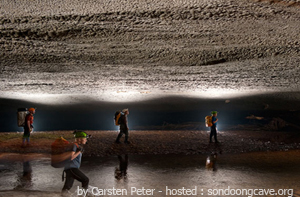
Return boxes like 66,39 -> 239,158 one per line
62,131 -> 89,194
22,108 -> 35,147
210,111 -> 219,143
115,109 -> 130,144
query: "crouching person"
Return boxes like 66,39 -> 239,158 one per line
62,131 -> 89,194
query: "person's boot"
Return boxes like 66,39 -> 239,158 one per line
61,189 -> 74,197
86,186 -> 96,197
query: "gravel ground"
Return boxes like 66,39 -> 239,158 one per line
1,130 -> 300,156
0,0 -> 300,103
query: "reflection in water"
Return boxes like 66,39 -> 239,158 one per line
0,152 -> 300,196
14,160 -> 33,190
0,153 -> 53,191
115,155 -> 128,181
206,153 -> 218,171
206,142 -> 222,171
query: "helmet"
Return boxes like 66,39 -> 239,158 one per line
74,131 -> 87,138
211,111 -> 218,115
28,108 -> 35,113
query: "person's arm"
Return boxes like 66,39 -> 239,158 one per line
26,119 -> 31,129
26,119 -> 31,130
213,118 -> 218,124
70,144 -> 82,160
70,151 -> 81,161
125,116 -> 129,129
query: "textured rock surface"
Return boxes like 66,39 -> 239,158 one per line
0,0 -> 300,102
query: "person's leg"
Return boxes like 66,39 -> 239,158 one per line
22,135 -> 30,146
124,129 -> 129,143
22,129 -> 29,146
212,126 -> 218,142
209,128 -> 213,142
214,131 -> 218,142
27,137 -> 30,145
62,169 -> 75,191
22,137 -> 26,146
116,131 -> 123,143
69,168 -> 89,189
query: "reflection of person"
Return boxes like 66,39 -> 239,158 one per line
22,160 -> 33,180
22,108 -> 35,147
115,109 -> 130,144
206,153 -> 217,171
210,111 -> 219,143
62,131 -> 89,194
115,155 -> 128,180
15,160 -> 33,189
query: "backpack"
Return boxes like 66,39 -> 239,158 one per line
17,108 -> 28,127
51,137 -> 79,168
114,111 -> 122,126
205,116 -> 213,127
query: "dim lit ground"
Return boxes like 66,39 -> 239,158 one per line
1,131 -> 300,197
1,130 -> 300,156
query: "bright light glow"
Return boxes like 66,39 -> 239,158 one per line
98,88 -> 275,103
206,157 -> 211,164
0,90 -> 160,104
190,88 -> 266,99
0,88 -> 279,105
0,92 -> 79,105
98,90 -> 159,102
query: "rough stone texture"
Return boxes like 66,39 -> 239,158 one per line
0,0 -> 300,102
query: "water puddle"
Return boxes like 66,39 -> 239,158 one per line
0,151 -> 300,196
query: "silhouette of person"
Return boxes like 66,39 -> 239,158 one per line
115,155 -> 128,180
115,109 -> 130,144
210,111 -> 219,143
22,108 -> 35,147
